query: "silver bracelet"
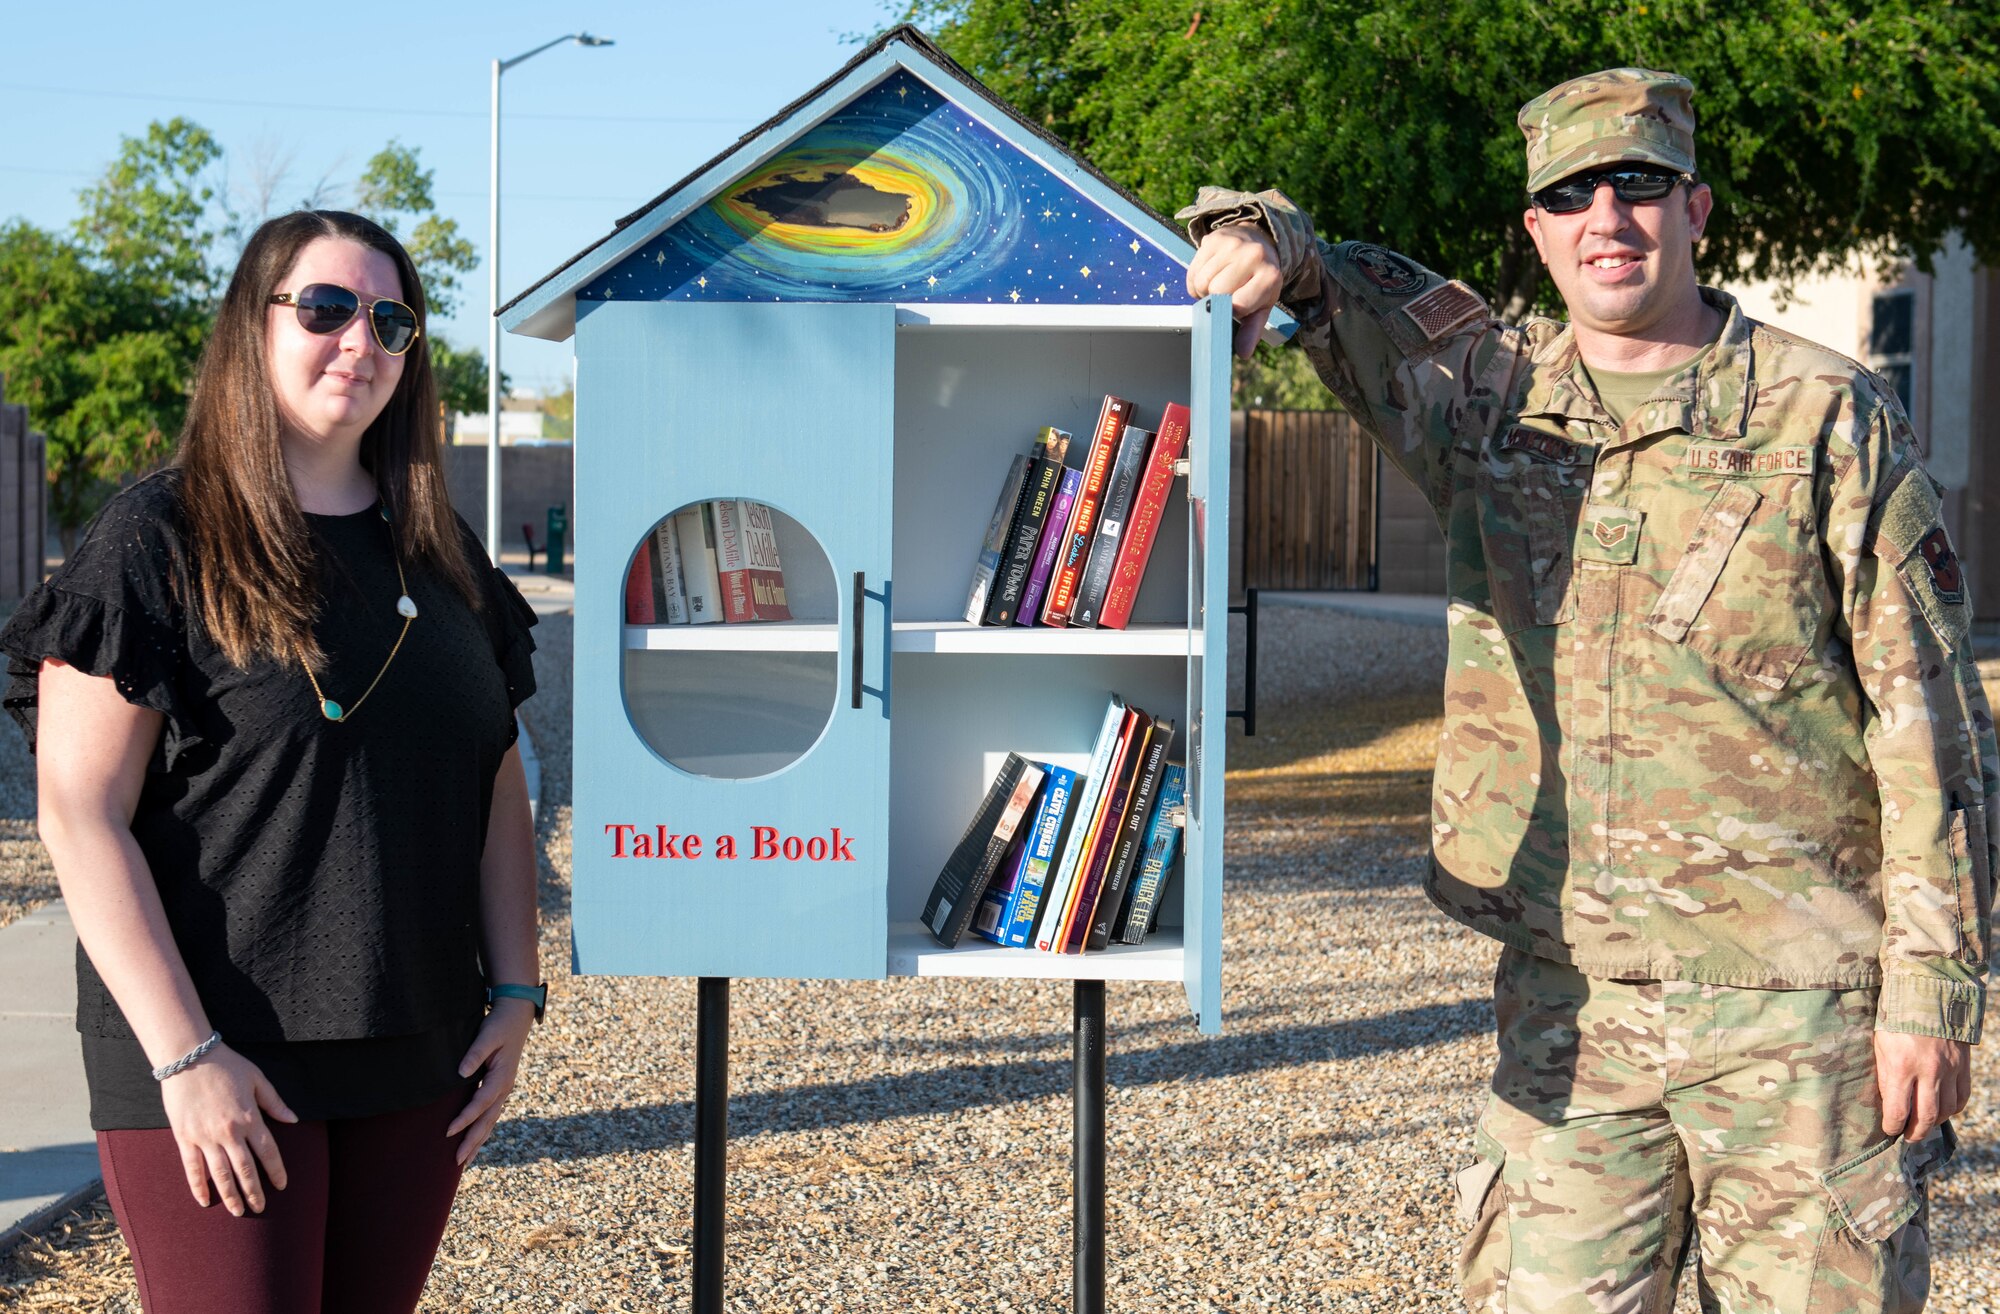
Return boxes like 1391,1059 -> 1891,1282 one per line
151,1030 -> 222,1082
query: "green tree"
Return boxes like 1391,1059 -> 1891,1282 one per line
0,118 -> 226,539
353,140 -> 499,437
541,385 -> 576,442
916,0 -> 2000,322
355,141 -> 481,319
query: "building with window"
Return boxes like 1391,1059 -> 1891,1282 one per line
1727,237 -> 2000,620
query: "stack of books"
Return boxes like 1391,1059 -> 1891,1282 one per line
922,694 -> 1187,953
963,396 -> 1191,631
625,499 -> 792,625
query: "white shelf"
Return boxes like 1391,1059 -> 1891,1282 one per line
886,922 -> 1183,981
890,621 -> 1188,655
894,304 -> 1193,331
623,621 -> 1192,655
623,621 -> 841,652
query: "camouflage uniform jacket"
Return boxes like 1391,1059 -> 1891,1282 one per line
1181,187 -> 1997,1041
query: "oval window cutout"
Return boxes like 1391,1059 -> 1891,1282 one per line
621,499 -> 839,779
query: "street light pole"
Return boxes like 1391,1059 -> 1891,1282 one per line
487,32 -> 614,564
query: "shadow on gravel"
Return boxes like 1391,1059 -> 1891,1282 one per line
482,997 -> 1490,1167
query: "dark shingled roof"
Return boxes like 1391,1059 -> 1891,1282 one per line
498,23 -> 1190,320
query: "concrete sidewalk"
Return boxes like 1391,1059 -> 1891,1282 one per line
1260,590 -> 1447,628
0,902 -> 97,1250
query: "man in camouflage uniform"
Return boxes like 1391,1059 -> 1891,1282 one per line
1182,69 -> 1993,1311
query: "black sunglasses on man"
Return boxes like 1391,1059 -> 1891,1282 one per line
1530,164 -> 1697,214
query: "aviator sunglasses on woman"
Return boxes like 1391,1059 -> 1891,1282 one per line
269,282 -> 422,355
1529,164 -> 1696,214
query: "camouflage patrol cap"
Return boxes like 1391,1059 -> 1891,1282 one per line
1519,68 -> 1697,194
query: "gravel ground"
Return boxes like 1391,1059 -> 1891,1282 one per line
4,604 -> 1997,1312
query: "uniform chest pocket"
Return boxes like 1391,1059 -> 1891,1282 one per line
1646,481 -> 1819,690
1477,461 -> 1579,633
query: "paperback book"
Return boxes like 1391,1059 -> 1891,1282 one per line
1086,716 -> 1174,950
1115,763 -> 1186,944
1017,466 -> 1083,627
923,754 -> 1046,948
984,427 -> 1070,626
714,499 -> 792,622
1057,712 -> 1155,953
1035,696 -> 1128,952
964,455 -> 1031,625
1044,705 -> 1144,952
992,763 -> 1077,947
1098,402 -> 1190,630
1039,395 -> 1133,627
655,518 -> 690,625
1071,424 -> 1154,628
675,502 -> 724,625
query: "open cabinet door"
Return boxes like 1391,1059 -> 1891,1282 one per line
1182,295 -> 1231,1033
572,301 -> 894,980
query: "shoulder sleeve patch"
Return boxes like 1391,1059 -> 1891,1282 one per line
1877,465 -> 1971,650
1876,464 -> 1945,562
1403,281 -> 1488,345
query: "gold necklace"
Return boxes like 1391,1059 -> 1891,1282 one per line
302,507 -> 419,723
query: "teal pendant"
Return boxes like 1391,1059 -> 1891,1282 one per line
320,698 -> 344,721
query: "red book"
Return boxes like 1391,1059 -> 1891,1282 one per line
713,499 -> 792,622
1061,715 -> 1156,952
1039,394 -> 1133,626
1050,707 -> 1141,949
624,542 -> 657,623
739,500 -> 792,621
1097,402 -> 1191,630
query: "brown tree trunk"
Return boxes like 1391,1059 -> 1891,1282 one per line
1492,227 -> 1546,324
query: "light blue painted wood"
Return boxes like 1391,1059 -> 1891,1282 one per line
572,301 -> 894,979
1183,295 -> 1231,1034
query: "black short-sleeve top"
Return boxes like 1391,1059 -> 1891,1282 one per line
0,469 -> 539,1050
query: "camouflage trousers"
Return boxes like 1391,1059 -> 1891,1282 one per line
1456,948 -> 1956,1314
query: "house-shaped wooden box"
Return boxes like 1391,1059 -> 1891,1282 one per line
503,24 -> 1245,1032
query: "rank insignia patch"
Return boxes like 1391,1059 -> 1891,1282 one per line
1347,243 -> 1426,297
1919,526 -> 1965,604
1578,503 -> 1642,564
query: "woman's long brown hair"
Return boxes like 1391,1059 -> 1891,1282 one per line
174,210 -> 481,668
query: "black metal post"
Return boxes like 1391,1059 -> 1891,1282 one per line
694,977 -> 730,1314
1228,588 -> 1260,736
1074,979 -> 1106,1314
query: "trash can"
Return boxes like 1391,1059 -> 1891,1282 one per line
546,505 -> 568,576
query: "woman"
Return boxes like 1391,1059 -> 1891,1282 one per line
0,210 -> 542,1313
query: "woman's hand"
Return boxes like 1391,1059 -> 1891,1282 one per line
448,999 -> 535,1165
159,1044 -> 297,1216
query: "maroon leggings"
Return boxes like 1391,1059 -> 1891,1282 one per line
97,1086 -> 470,1314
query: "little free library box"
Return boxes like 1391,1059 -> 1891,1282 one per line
502,25 -> 1272,1037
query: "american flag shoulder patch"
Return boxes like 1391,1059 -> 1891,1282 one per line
1401,280 -> 1486,344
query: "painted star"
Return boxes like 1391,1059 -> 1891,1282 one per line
603,287 -> 614,297
1155,283 -> 1168,296
926,274 -> 939,288
655,251 -> 666,267
898,85 -> 908,100
1129,239 -> 1141,254
1042,207 -> 1054,220
1079,264 -> 1092,279
696,275 -> 708,290
1008,289 -> 1022,303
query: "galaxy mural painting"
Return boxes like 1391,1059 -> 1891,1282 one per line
581,69 -> 1189,305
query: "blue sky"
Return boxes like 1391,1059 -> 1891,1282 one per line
2,1 -> 905,392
